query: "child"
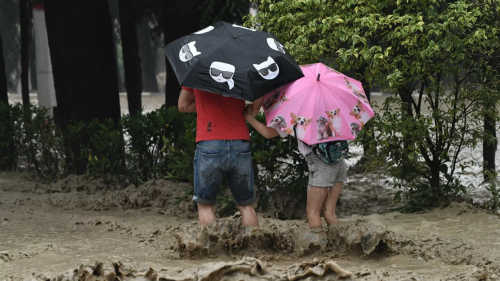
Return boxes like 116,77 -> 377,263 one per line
244,105 -> 346,228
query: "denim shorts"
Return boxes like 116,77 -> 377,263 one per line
193,140 -> 256,206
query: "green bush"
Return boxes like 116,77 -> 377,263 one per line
26,109 -> 71,182
84,106 -> 197,187
0,104 -> 310,211
248,0 -> 500,212
80,119 -> 127,188
0,103 -> 25,171
120,106 -> 170,185
249,113 -> 308,200
160,106 -> 197,183
366,85 -> 487,212
0,103 -> 73,182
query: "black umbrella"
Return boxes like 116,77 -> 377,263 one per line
163,21 -> 304,101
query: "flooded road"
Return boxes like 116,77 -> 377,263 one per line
3,93 -> 500,280
1,172 -> 499,280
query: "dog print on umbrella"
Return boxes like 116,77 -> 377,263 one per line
344,77 -> 369,103
325,109 -> 342,137
350,122 -> 360,138
349,100 -> 370,128
263,90 -> 288,112
325,65 -> 342,74
254,57 -> 280,80
270,115 -> 294,135
317,116 -> 332,141
270,115 -> 287,130
179,41 -> 201,62
291,113 -> 312,131
263,90 -> 280,111
267,38 -> 286,54
193,26 -> 214,34
209,62 -> 235,89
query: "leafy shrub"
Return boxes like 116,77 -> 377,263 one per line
25,110 -> 71,182
80,119 -> 127,188
0,103 -> 73,182
486,183 -> 499,214
0,104 -> 310,212
120,106 -> 170,185
160,106 -> 197,183
366,85 -> 488,212
249,113 -> 308,201
0,103 -> 26,171
85,106 -> 197,187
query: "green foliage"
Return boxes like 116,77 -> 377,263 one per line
84,106 -> 197,187
486,182 -> 499,214
0,104 -> 310,212
249,113 -> 308,198
249,0 -> 500,211
161,107 -> 197,183
199,0 -> 250,27
217,188 -> 238,217
121,106 -> 171,184
0,104 -> 197,186
368,83 -> 488,212
81,119 -> 126,188
174,187 -> 194,205
0,102 -> 24,170
0,103 -> 73,181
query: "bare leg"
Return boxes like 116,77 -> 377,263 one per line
322,182 -> 343,225
197,203 -> 216,226
307,186 -> 329,229
237,205 -> 259,226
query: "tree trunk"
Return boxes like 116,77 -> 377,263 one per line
119,0 -> 142,116
20,0 -> 31,105
0,32 -> 7,104
162,0 -> 203,107
0,30 -> 14,171
29,33 -> 37,91
430,159 -> 441,194
164,57 -> 180,108
44,0 -> 122,174
107,0 -> 125,92
137,22 -> 159,93
484,114 -> 497,181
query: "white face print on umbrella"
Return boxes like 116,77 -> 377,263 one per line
209,62 -> 235,89
179,41 -> 201,62
253,57 -> 279,80
232,24 -> 255,31
267,38 -> 286,54
193,26 -> 214,34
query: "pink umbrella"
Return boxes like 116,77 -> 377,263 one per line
263,63 -> 374,145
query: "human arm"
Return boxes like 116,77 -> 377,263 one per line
178,89 -> 196,113
250,97 -> 264,117
244,105 -> 279,139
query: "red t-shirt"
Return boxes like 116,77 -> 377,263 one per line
182,87 -> 250,142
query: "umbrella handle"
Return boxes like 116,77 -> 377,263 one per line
317,73 -> 320,81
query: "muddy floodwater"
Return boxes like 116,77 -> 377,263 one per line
3,93 -> 500,280
1,171 -> 500,281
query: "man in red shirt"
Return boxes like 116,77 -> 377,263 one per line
178,87 -> 262,226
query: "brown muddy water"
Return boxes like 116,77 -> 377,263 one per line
1,172 -> 500,281
4,93 -> 500,280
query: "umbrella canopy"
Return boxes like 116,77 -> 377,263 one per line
163,21 -> 304,101
263,63 -> 375,145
